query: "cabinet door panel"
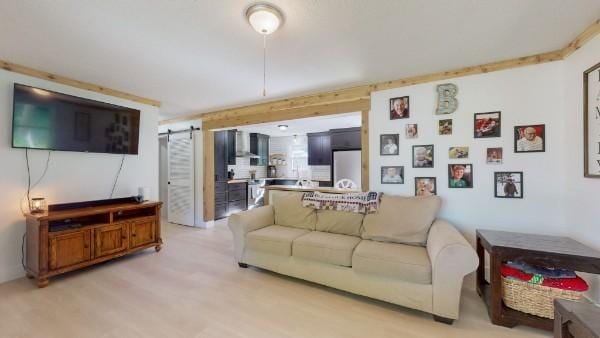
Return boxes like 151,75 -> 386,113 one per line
307,135 -> 321,165
94,223 -> 128,258
321,135 -> 332,165
49,230 -> 91,270
130,220 -> 156,249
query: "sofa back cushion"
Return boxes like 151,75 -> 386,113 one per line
316,209 -> 364,237
361,195 -> 441,246
271,190 -> 316,230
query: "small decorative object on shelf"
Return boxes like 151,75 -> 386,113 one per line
30,197 -> 46,214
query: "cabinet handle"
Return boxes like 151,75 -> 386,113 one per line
122,236 -> 127,240
132,234 -> 137,237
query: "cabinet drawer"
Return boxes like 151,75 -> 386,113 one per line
215,192 -> 227,203
228,189 -> 247,201
228,182 -> 247,191
94,223 -> 128,258
215,181 -> 227,193
215,202 -> 228,220
49,229 -> 92,270
228,200 -> 247,215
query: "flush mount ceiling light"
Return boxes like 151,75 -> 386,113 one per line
245,3 -> 284,97
278,124 -> 288,131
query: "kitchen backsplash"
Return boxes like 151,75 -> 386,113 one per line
270,136 -> 331,182
228,157 -> 267,179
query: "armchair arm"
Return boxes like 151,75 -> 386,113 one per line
426,219 -> 478,320
228,205 -> 275,262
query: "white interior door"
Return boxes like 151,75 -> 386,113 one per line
167,132 -> 195,226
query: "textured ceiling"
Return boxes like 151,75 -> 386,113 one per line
0,0 -> 599,119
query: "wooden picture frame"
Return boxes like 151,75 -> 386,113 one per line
584,62 -> 600,178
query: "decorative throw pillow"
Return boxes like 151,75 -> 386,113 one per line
361,195 -> 441,246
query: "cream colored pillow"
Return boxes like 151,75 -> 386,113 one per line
316,209 -> 364,237
271,191 -> 316,230
361,195 -> 441,246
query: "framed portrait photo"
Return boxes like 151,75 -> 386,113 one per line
412,145 -> 434,168
584,62 -> 600,177
380,134 -> 399,156
486,147 -> 503,164
514,124 -> 545,153
390,96 -> 409,120
381,166 -> 404,184
448,164 -> 473,188
415,177 -> 436,196
405,124 -> 418,139
494,172 -> 523,199
439,119 -> 452,135
449,146 -> 469,159
474,111 -> 501,138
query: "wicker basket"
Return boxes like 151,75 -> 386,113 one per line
501,276 -> 583,319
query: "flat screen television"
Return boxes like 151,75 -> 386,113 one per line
12,83 -> 140,155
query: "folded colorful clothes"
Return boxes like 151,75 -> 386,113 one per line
501,264 -> 588,292
506,260 -> 576,279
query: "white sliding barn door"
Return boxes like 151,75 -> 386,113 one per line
167,132 -> 195,226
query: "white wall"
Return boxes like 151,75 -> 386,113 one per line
563,35 -> 600,302
370,38 -> 600,302
0,69 -> 159,283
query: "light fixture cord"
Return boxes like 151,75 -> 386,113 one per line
263,34 -> 267,97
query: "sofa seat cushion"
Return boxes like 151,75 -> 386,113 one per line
316,209 -> 364,237
293,231 -> 361,267
246,225 -> 310,256
362,195 -> 441,246
271,191 -> 316,230
352,240 -> 432,284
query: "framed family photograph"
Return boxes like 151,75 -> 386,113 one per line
415,177 -> 436,196
412,145 -> 434,168
439,119 -> 452,135
486,147 -> 503,164
390,96 -> 409,119
449,146 -> 469,159
448,164 -> 473,188
514,124 -> 545,153
584,62 -> 600,177
494,172 -> 523,198
405,124 -> 418,139
381,166 -> 404,184
380,134 -> 399,155
474,111 -> 501,138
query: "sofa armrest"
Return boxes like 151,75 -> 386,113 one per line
426,219 -> 478,320
228,205 -> 275,262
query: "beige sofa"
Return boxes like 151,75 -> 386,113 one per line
228,191 -> 478,324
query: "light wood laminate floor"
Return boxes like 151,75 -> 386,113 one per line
0,220 -> 550,338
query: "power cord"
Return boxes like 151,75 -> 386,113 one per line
109,154 -> 126,199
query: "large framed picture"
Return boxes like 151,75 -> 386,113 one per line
390,96 -> 409,120
474,111 -> 501,138
494,172 -> 523,199
380,134 -> 399,155
381,166 -> 404,184
514,124 -> 545,153
584,62 -> 600,177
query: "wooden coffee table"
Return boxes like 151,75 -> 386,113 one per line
554,299 -> 600,338
476,229 -> 600,331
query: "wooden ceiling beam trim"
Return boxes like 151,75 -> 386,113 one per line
560,19 -> 600,58
0,60 -> 161,107
202,98 -> 370,130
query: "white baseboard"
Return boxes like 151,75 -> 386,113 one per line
196,220 -> 215,229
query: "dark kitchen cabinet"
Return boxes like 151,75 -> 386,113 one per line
227,130 -> 236,165
307,132 -> 331,165
250,133 -> 269,166
214,131 -> 228,182
330,127 -> 361,150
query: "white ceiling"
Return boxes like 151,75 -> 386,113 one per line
236,112 -> 361,137
1,1 -> 598,120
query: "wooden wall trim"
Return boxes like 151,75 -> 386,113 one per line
160,18 -> 600,126
203,130 -> 215,222
361,109 -> 370,192
1,60 -> 161,107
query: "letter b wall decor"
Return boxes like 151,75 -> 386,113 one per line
436,83 -> 458,115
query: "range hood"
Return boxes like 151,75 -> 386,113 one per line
235,131 -> 259,158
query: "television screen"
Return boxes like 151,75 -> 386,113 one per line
12,83 -> 140,155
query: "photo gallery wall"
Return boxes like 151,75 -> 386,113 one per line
381,84 -> 545,199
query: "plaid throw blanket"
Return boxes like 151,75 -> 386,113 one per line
302,191 -> 382,214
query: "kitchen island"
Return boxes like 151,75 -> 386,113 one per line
264,185 -> 361,204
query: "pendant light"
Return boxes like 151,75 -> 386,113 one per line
246,3 -> 284,96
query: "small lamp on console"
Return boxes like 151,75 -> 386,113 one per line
30,197 -> 47,214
